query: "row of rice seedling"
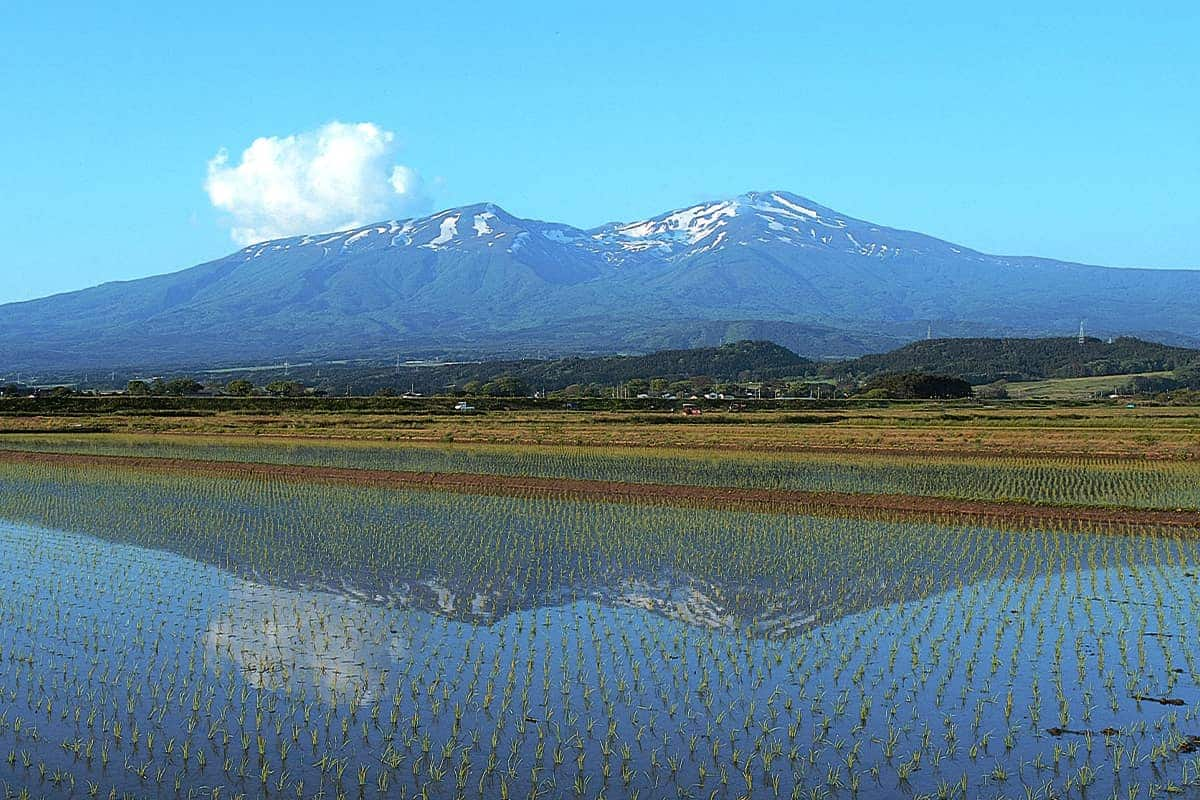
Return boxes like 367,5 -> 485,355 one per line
3,433 -> 1199,510
0,462 -> 1198,798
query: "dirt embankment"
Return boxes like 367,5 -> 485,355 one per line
4,449 -> 1199,531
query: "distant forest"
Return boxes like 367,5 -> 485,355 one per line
218,336 -> 1200,397
6,336 -> 1200,400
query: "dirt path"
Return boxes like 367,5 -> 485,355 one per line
4,449 -> 1199,531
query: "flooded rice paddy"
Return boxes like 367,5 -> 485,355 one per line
0,461 -> 1199,799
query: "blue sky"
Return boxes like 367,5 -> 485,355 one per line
3,0 -> 1197,304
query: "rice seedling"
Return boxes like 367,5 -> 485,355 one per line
3,433 -> 1199,511
0,458 -> 1195,798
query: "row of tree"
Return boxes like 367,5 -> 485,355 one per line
2,372 -> 968,401
124,378 -> 310,397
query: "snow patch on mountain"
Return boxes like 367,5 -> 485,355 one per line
389,221 -> 416,247
768,193 -> 819,219
613,200 -> 739,246
472,213 -> 495,236
426,215 -> 460,247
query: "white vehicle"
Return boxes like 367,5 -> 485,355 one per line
453,401 -> 475,412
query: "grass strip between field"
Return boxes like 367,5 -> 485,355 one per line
4,448 -> 1199,532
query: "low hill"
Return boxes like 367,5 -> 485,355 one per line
829,337 -> 1200,385
511,340 -> 811,388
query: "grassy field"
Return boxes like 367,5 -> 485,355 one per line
3,397 -> 1200,459
1005,371 -> 1172,400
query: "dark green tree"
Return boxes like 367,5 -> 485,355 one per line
163,378 -> 202,396
860,372 -> 972,399
265,380 -> 305,397
624,379 -> 650,397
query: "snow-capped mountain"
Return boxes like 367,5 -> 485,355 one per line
238,191 -> 955,267
3,191 -> 1199,371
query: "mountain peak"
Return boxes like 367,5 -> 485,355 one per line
435,201 -> 520,221
738,190 -> 836,219
582,190 -> 855,259
229,201 -> 553,258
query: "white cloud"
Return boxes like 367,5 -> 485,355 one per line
205,121 -> 427,246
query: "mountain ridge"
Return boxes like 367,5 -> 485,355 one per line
3,190 -> 1199,373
